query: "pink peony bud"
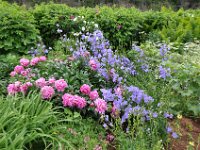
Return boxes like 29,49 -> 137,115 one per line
89,90 -> 99,100
14,65 -> 24,74
7,84 -> 18,95
20,84 -> 29,94
62,93 -> 74,107
20,70 -> 29,77
54,79 -> 68,92
94,98 -> 107,114
48,77 -> 56,85
35,77 -> 46,88
30,57 -> 40,66
10,71 -> 17,77
89,59 -> 99,71
39,56 -> 47,62
20,58 -> 29,67
41,86 -> 55,99
73,95 -> 87,109
80,84 -> 91,95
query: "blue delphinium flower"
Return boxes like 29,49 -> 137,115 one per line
159,65 -> 171,80
172,132 -> 178,139
166,126 -> 172,133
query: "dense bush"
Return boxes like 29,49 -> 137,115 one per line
0,2 -> 199,54
0,1 -> 39,54
31,3 -> 200,51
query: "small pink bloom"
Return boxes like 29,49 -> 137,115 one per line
20,58 -> 29,67
20,84 -> 29,94
106,134 -> 115,142
94,98 -> 107,114
35,77 -> 46,88
73,95 -> 87,109
80,84 -> 91,95
55,79 -> 68,92
41,86 -> 55,99
10,71 -> 17,77
25,82 -> 33,87
48,77 -> 56,85
90,102 -> 95,107
89,59 -> 99,71
7,84 -> 18,95
14,81 -> 21,90
62,93 -> 74,107
89,90 -> 99,100
14,65 -> 24,74
39,56 -> 47,62
21,70 -> 29,77
30,57 -> 40,66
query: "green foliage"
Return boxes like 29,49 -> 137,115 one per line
0,93 -> 107,149
166,41 -> 200,116
32,3 -> 79,47
0,1 -> 39,54
0,93 -> 75,149
0,54 -> 20,95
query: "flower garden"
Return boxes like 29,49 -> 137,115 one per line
0,1 -> 200,150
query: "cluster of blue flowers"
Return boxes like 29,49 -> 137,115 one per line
159,44 -> 171,80
58,28 -> 178,138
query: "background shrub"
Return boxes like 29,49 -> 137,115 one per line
0,1 -> 39,54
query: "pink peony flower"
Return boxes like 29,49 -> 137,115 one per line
20,58 -> 29,67
7,84 -> 18,95
89,59 -> 99,71
54,79 -> 68,92
14,81 -> 21,90
39,56 -> 47,62
20,84 -> 29,94
25,82 -> 33,87
80,84 -> 91,95
48,77 -> 56,85
41,86 -> 55,99
94,98 -> 107,114
10,71 -> 17,77
30,57 -> 40,66
14,65 -> 24,74
20,70 -> 29,77
89,90 -> 99,100
62,93 -> 74,107
35,77 -> 46,88
73,95 -> 87,109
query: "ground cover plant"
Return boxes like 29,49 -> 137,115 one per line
0,1 -> 200,150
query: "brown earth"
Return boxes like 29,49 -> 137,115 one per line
169,117 -> 200,150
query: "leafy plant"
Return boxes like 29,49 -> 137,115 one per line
0,1 -> 39,54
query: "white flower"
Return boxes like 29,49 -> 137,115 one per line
94,24 -> 98,28
82,27 -> 85,31
81,16 -> 84,19
73,33 -> 79,36
57,29 -> 63,33
73,17 -> 77,21
83,21 -> 86,24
